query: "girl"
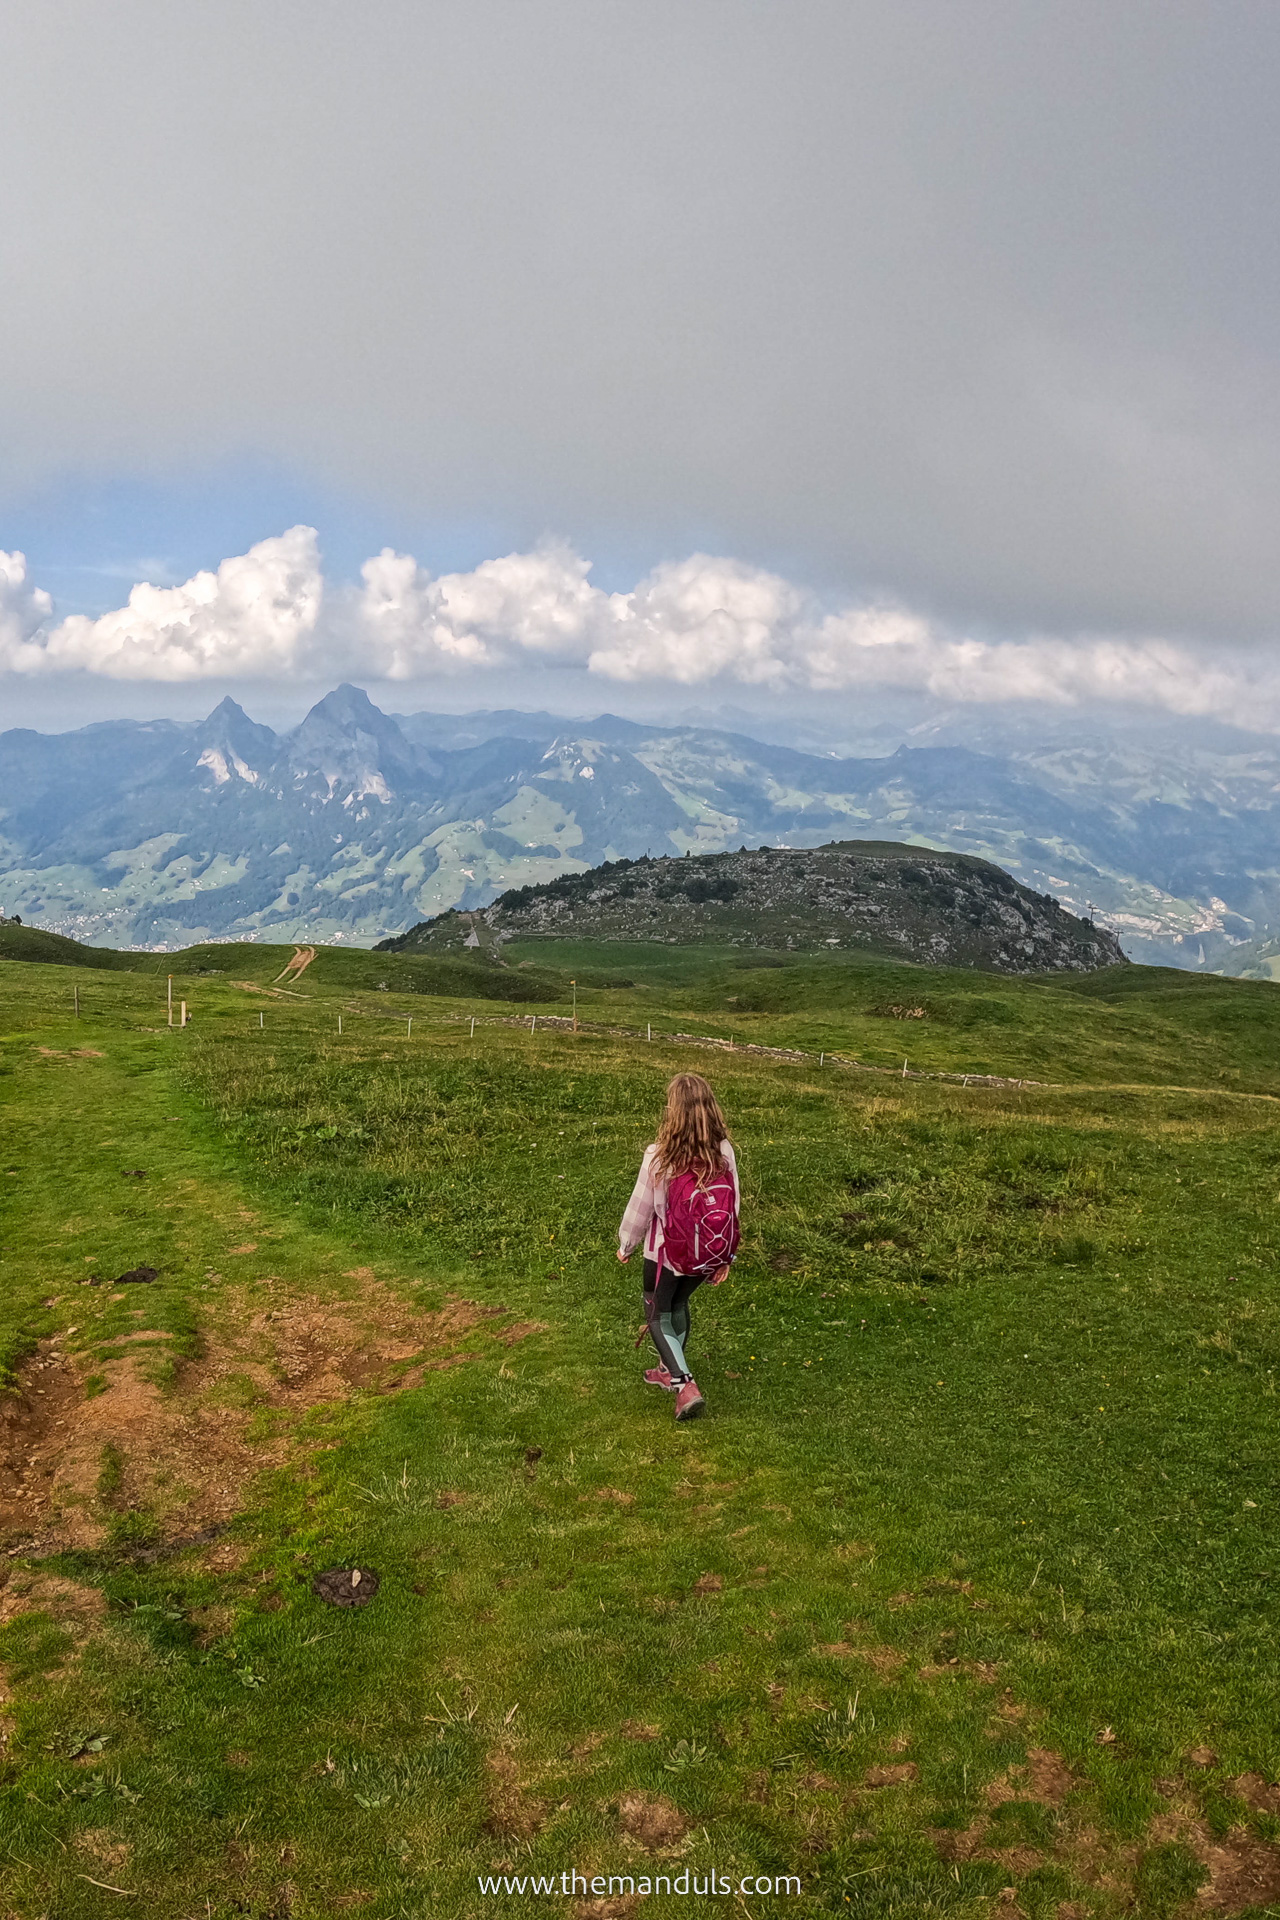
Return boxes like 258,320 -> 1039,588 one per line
617,1073 -> 740,1422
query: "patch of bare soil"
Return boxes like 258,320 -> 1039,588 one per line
1228,1774 -> 1280,1814
1148,1808 -> 1280,1914
485,1748 -> 547,1838
0,1568 -> 105,1631
1,1342 -> 282,1556
934,1762 -> 1280,1918
932,1819 -> 1047,1881
617,1793 -> 688,1851
0,1567 -> 105,1746
932,1822 -> 990,1865
864,1763 -> 919,1788
986,1749 -> 1076,1808
814,1628 -> 905,1672
76,1830 -> 132,1870
0,1278 -> 541,1560
236,1285 -> 496,1398
498,1321 -> 550,1346
1196,1835 -> 1280,1913
931,1750 -> 1078,1886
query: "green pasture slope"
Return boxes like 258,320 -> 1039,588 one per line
2,933 -> 1280,1917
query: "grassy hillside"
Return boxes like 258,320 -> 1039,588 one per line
0,929 -> 562,1002
11,921 -> 1280,1088
1,943 -> 1280,1916
0,920 -> 136,969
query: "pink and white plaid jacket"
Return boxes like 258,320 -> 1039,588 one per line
618,1140 -> 740,1263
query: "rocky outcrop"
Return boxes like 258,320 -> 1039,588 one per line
383,840 -> 1126,975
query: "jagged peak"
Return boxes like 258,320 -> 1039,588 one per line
193,695 -> 276,743
204,694 -> 251,722
294,683 -> 396,734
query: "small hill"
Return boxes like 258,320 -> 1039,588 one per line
378,840 -> 1126,974
0,920 -> 135,969
0,922 -> 561,1002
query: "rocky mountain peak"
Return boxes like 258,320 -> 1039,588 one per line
191,697 -> 279,787
284,684 -> 430,804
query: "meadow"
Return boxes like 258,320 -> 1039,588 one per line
1,936 -> 1279,1918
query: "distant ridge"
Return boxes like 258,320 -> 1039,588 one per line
3,685 -> 1278,969
379,841 -> 1126,975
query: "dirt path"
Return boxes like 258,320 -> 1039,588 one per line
273,944 -> 316,983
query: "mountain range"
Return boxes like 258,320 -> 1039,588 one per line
3,682 -> 1280,974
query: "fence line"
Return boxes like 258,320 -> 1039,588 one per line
229,992 -> 1046,1091
460,1010 -> 1046,1091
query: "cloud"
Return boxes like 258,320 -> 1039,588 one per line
800,617 -> 1280,730
354,543 -> 605,674
589,556 -> 812,687
7,7 -> 1280,644
6,526 -> 1280,735
0,550 -> 54,658
1,528 -> 322,679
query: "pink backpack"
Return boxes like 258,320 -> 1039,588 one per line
659,1163 -> 740,1279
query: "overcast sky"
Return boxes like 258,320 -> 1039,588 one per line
3,2 -> 1280,732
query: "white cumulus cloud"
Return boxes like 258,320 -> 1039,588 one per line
353,542 -> 606,676
1,527 -> 322,679
588,555 -> 812,686
0,551 -> 55,660
5,527 -> 1280,736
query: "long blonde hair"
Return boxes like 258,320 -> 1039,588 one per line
653,1073 -> 730,1183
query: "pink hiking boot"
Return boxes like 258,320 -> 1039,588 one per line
674,1378 -> 706,1421
644,1366 -> 676,1390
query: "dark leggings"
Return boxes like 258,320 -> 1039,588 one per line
643,1257 -> 703,1380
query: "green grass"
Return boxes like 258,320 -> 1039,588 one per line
1,944 -> 1280,1916
0,921 -> 137,969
